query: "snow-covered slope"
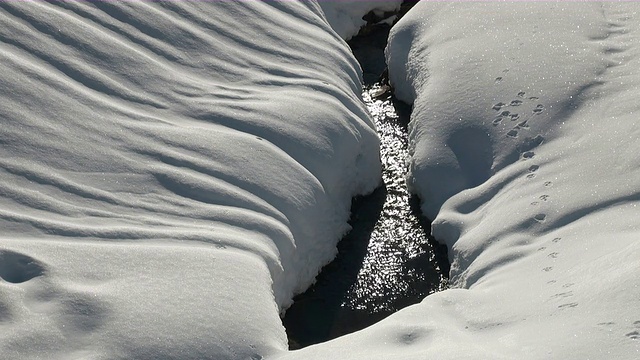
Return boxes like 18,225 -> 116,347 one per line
0,1 -> 383,358
276,1 -> 640,359
5,0 -> 639,359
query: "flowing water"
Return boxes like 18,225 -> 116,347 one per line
283,22 -> 449,350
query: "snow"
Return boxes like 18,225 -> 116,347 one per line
0,1 -> 384,358
274,1 -> 640,359
3,0 -> 640,359
318,0 -> 403,40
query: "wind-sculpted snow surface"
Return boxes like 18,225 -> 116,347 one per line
0,1 -> 384,358
276,2 -> 640,359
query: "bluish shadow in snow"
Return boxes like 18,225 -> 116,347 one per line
282,187 -> 386,348
0,250 -> 46,284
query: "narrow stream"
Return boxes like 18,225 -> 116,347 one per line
283,19 -> 449,350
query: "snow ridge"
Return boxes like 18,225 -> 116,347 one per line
0,1 -> 383,358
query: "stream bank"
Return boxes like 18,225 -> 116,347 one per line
283,9 -> 449,350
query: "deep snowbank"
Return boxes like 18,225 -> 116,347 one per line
276,2 -> 640,359
0,1 -> 385,358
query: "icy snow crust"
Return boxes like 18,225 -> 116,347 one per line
0,1 -> 387,358
277,1 -> 640,359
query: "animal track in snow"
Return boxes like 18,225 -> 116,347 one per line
542,266 -> 553,272
558,302 -> 578,309
521,151 -> 535,160
534,213 -> 547,222
552,237 -> 562,243
491,92 -> 545,133
625,331 -> 640,340
598,321 -> 616,326
552,291 -> 573,299
548,252 -> 559,259
532,134 -> 544,146
627,320 -> 640,339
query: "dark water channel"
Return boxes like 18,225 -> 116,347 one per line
283,22 -> 449,350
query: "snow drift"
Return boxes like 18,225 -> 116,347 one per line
278,1 -> 640,359
4,0 -> 639,359
0,1 -> 390,358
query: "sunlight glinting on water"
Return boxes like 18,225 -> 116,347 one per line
342,85 -> 447,313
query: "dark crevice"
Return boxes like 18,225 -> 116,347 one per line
283,1 -> 449,350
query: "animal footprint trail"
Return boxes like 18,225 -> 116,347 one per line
491,91 -> 545,135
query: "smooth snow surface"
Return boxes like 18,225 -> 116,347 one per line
276,2 -> 640,359
0,1 -> 382,358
